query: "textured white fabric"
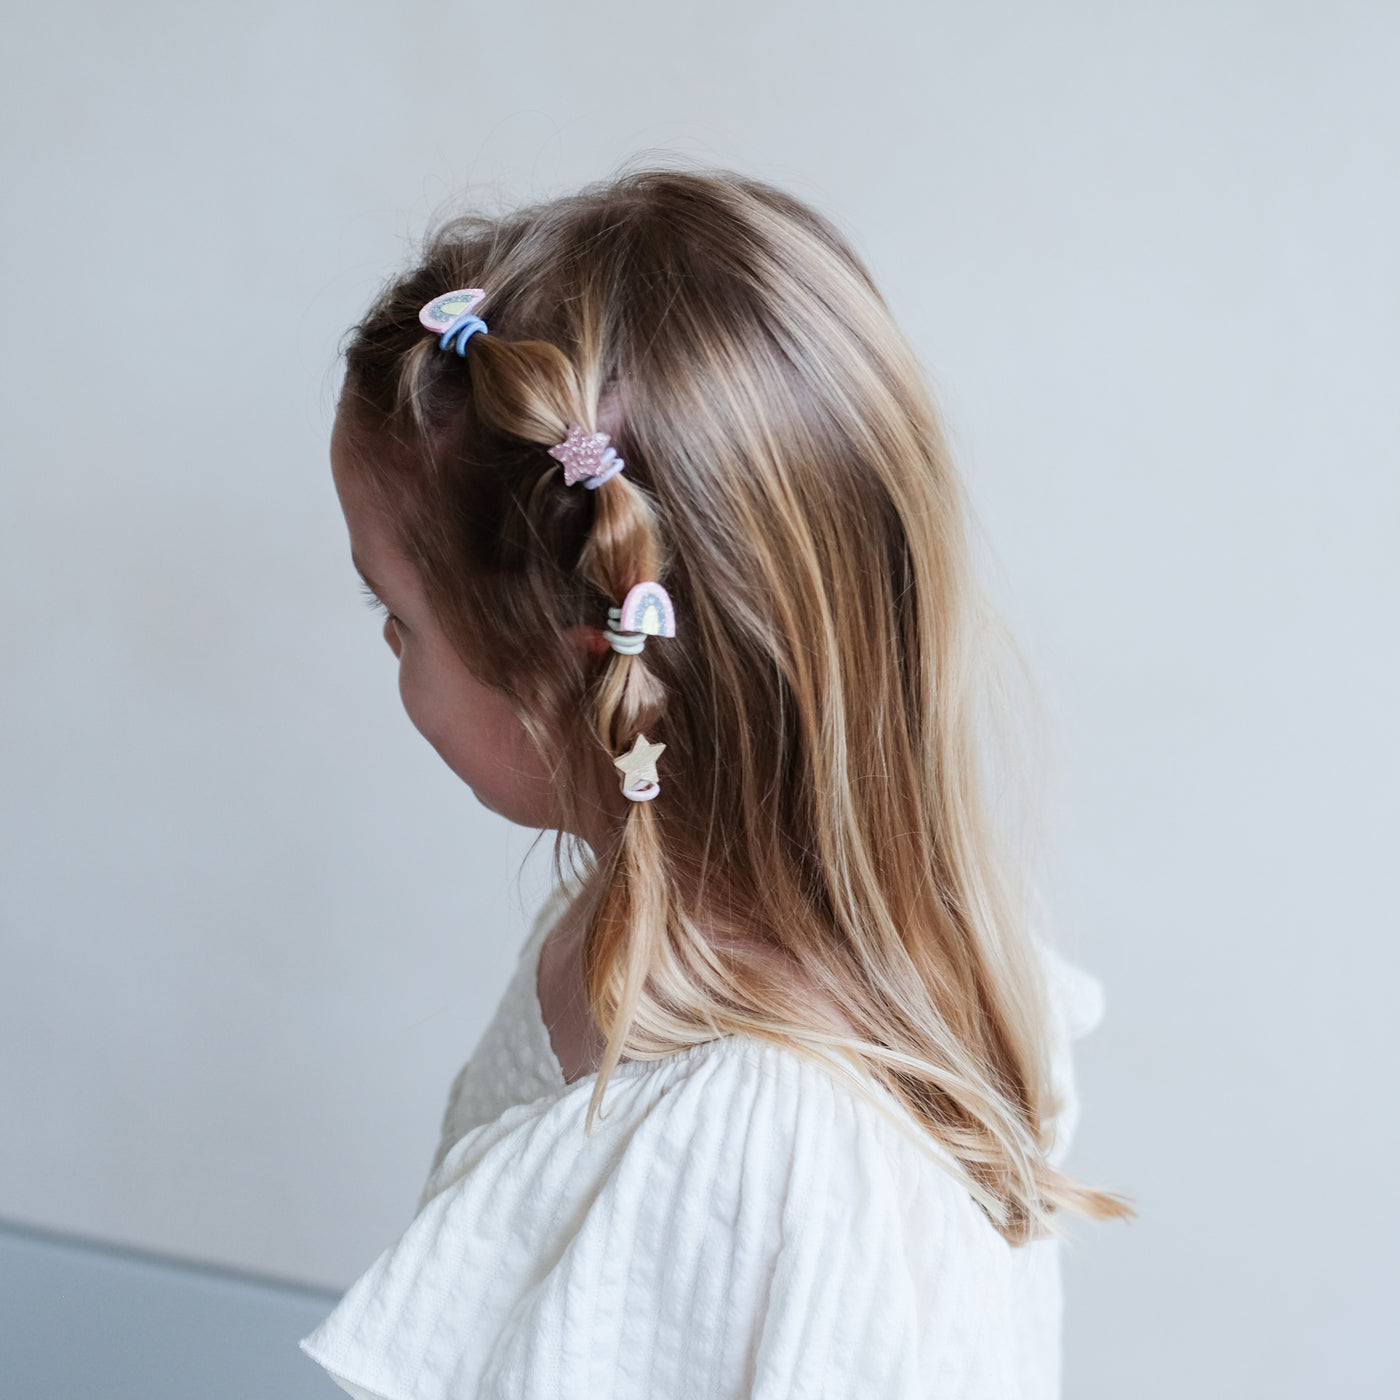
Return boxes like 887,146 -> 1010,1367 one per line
302,895 -> 1103,1400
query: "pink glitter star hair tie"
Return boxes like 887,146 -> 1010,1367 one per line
547,423 -> 625,489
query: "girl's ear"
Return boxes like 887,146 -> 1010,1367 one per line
565,623 -> 613,659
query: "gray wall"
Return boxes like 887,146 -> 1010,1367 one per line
3,2 -> 1396,1395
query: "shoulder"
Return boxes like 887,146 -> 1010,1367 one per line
303,1038 -> 1045,1400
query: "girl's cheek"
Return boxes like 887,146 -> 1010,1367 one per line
394,649 -> 429,733
395,650 -> 460,767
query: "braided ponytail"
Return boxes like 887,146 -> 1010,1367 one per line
574,470 -> 676,1104
455,326 -> 679,1097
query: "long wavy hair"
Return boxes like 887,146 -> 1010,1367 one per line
337,167 -> 1127,1243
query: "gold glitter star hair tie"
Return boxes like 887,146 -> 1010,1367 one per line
613,734 -> 666,802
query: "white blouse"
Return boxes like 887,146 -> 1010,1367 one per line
302,893 -> 1104,1400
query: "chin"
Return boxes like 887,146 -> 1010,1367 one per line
469,784 -> 553,832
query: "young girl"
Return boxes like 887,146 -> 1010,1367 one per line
301,168 -> 1126,1400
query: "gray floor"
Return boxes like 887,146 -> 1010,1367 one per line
0,1220 -> 346,1399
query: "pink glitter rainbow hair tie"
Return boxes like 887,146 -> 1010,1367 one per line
602,582 -> 677,656
419,288 -> 488,355
548,423 -> 626,489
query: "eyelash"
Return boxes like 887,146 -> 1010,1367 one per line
358,580 -> 390,617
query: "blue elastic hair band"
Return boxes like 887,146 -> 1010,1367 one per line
439,312 -> 488,356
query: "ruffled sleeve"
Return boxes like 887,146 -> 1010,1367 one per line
301,1036 -> 1065,1400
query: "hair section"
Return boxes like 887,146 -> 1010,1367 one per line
337,167 -> 1128,1241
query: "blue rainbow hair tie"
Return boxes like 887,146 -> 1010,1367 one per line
418,288 -> 488,355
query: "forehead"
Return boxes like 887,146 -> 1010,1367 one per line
330,414 -> 419,599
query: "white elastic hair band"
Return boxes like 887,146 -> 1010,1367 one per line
603,606 -> 647,655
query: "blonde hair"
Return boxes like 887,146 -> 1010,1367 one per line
339,167 -> 1128,1242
